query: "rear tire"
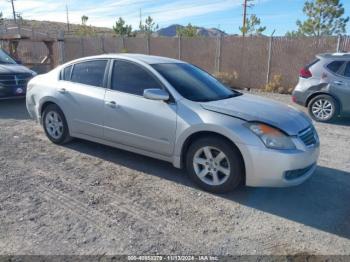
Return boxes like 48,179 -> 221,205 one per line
186,136 -> 244,194
42,104 -> 72,144
308,95 -> 338,122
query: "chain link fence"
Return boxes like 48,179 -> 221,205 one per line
2,30 -> 349,90
62,35 -> 350,90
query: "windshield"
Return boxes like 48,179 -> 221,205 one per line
0,49 -> 17,64
151,63 -> 241,102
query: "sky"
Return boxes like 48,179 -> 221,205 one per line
0,0 -> 350,36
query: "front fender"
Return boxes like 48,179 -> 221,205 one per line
172,111 -> 262,168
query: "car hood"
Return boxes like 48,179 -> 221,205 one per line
0,64 -> 34,74
200,94 -> 311,136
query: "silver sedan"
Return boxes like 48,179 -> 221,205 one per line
26,54 -> 320,193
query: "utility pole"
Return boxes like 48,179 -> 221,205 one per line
242,0 -> 254,37
139,8 -> 143,30
66,4 -> 70,32
10,0 -> 17,23
242,0 -> 248,37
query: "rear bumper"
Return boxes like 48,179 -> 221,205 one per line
292,89 -> 308,106
244,144 -> 320,187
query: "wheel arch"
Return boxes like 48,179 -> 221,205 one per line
306,92 -> 341,113
40,101 -> 56,116
40,99 -> 72,144
179,131 -> 246,183
39,98 -> 68,125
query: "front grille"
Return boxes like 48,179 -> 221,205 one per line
284,164 -> 316,180
0,73 -> 33,88
299,127 -> 317,146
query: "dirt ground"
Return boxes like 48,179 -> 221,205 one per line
0,92 -> 350,256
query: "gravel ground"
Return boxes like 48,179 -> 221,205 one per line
0,92 -> 350,256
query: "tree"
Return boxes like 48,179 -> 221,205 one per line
176,23 -> 198,37
76,15 -> 96,36
113,17 -> 134,37
81,15 -> 89,25
295,0 -> 349,36
139,16 -> 158,35
285,30 -> 304,37
239,14 -> 266,36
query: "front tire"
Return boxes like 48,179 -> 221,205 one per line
186,136 -> 244,193
308,95 -> 338,122
42,104 -> 72,144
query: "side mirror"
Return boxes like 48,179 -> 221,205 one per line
143,88 -> 170,101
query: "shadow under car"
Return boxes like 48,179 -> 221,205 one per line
65,139 -> 350,240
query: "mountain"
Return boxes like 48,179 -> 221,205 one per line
1,20 -> 227,38
155,24 -> 227,37
1,19 -> 114,37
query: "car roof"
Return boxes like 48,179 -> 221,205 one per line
70,53 -> 185,65
317,52 -> 350,60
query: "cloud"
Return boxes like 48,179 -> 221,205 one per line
0,0 -> 245,28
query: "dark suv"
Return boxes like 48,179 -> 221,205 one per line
0,48 -> 36,100
292,53 -> 350,122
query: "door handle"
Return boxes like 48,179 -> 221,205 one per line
334,81 -> 344,85
58,88 -> 67,94
105,101 -> 118,108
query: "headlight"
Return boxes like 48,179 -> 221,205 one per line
244,122 -> 296,150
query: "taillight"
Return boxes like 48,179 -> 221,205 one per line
299,68 -> 312,78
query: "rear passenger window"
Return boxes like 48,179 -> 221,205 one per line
62,65 -> 72,81
71,60 -> 107,87
327,61 -> 345,74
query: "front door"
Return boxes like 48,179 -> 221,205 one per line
103,60 -> 177,156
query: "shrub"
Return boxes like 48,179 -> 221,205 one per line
264,74 -> 292,94
213,71 -> 239,89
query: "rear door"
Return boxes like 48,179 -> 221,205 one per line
57,59 -> 109,137
103,59 -> 177,156
333,62 -> 350,114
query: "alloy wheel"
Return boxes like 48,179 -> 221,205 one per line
193,146 -> 231,186
311,99 -> 334,121
45,111 -> 64,139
